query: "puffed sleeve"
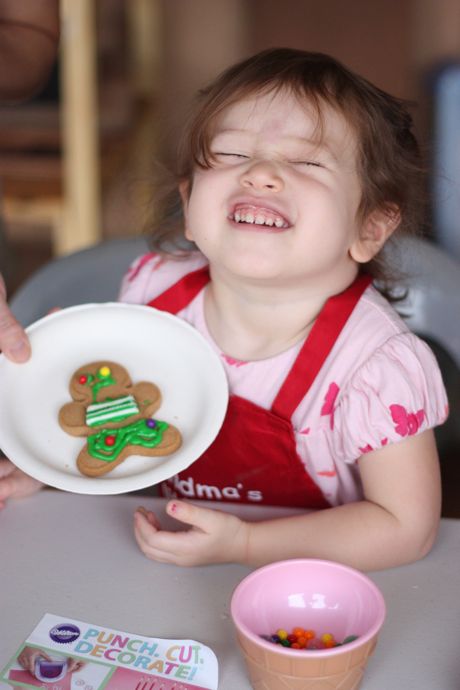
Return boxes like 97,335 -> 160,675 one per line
118,252 -> 160,304
330,332 -> 449,462
118,252 -> 208,305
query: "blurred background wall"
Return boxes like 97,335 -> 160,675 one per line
2,0 -> 460,270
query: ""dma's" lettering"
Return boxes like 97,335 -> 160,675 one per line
166,476 -> 263,502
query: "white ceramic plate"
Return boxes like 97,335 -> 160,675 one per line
0,303 -> 228,494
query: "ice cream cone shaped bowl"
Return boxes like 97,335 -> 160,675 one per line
230,559 -> 385,690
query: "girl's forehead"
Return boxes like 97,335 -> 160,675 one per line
213,89 -> 355,148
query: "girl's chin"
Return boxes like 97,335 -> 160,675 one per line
214,260 -> 291,283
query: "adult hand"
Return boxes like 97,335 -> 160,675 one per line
17,645 -> 85,676
0,459 -> 43,509
134,500 -> 250,566
0,275 -> 30,362
67,658 -> 86,673
17,647 -> 51,674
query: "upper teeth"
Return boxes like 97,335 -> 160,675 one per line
233,211 -> 286,228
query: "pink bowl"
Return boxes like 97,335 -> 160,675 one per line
230,559 -> 385,658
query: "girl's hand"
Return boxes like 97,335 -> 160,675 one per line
0,458 -> 43,509
133,500 -> 250,566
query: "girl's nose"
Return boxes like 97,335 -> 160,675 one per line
239,160 -> 284,192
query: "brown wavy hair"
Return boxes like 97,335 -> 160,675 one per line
146,48 -> 425,292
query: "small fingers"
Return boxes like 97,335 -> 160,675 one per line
135,506 -> 161,529
133,510 -> 196,565
133,509 -> 162,555
165,499 -> 216,530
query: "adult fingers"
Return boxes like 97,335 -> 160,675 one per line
0,278 -> 30,362
0,458 -> 15,478
0,475 -> 17,500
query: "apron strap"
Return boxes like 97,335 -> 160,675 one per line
271,274 -> 372,419
147,265 -> 210,314
147,263 -> 371,422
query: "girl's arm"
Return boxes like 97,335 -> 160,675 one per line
134,429 -> 441,571
244,429 -> 441,570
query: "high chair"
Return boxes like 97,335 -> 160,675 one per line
8,232 -> 460,512
10,235 -> 148,327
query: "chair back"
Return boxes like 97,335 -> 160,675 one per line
11,236 -> 148,327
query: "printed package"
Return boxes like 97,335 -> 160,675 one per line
0,613 -> 218,690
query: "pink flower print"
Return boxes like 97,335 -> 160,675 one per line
221,354 -> 248,368
126,253 -> 159,282
360,438 -> 387,454
320,382 -> 340,430
317,468 -> 337,477
390,404 -> 425,437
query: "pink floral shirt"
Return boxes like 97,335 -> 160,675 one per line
120,252 -> 448,506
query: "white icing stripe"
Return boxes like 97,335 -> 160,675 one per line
87,395 -> 136,413
86,395 -> 140,427
88,404 -> 139,424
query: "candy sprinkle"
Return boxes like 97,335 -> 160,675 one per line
262,627 -> 359,651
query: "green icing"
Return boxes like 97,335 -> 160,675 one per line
90,373 -> 116,402
80,368 -> 116,402
87,419 -> 169,462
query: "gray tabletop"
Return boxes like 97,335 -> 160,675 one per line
1,491 -> 459,689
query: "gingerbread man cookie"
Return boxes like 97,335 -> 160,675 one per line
59,361 -> 182,477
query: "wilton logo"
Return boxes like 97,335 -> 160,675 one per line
49,623 -> 81,644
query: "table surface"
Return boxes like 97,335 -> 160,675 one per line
1,491 -> 459,689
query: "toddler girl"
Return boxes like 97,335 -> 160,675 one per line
126,48 -> 447,570
1,48 -> 448,571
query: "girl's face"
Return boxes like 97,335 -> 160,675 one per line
182,88 -> 370,294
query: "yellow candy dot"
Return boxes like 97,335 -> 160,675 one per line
276,629 -> 288,640
321,633 -> 334,643
99,366 -> 111,377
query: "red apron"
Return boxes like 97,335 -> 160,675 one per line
148,269 -> 371,508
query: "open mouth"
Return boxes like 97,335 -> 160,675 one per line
228,204 -> 290,229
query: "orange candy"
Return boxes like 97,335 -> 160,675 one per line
266,626 -> 352,651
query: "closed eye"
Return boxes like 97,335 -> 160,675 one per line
213,152 -> 249,160
292,160 -> 323,168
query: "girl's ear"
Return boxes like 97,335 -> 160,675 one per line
350,204 -> 401,263
179,180 -> 193,241
179,179 -> 189,206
